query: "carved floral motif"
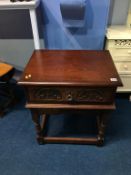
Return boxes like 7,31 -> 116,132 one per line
76,89 -> 104,102
114,40 -> 131,47
34,88 -> 62,100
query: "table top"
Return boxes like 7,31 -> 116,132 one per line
0,0 -> 39,10
19,50 -> 122,87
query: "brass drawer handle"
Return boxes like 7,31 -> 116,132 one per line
67,94 -> 73,101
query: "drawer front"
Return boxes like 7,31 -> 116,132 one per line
26,86 -> 116,104
106,39 -> 131,61
115,62 -> 131,74
109,48 -> 131,57
117,75 -> 131,92
110,55 -> 131,61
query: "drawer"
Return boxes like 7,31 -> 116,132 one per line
117,75 -> 131,92
26,86 -> 116,104
109,55 -> 131,61
115,62 -> 131,74
109,48 -> 131,57
106,39 -> 131,60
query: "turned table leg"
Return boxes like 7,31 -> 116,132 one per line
30,109 -> 111,146
97,111 -> 110,146
31,109 -> 44,144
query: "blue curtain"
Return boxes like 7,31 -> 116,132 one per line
41,0 -> 110,50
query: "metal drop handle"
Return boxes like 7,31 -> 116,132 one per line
67,94 -> 73,101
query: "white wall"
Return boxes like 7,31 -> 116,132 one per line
108,0 -> 130,25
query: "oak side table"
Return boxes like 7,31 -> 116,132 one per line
18,50 -> 122,146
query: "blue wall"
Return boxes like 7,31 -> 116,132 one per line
41,0 -> 110,50
0,0 -> 129,40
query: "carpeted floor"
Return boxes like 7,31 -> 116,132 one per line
0,88 -> 131,175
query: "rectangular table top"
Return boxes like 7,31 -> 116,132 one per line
19,50 -> 122,87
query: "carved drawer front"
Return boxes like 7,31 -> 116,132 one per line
27,86 -> 115,104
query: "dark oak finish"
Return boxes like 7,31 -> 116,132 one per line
19,50 -> 122,87
27,86 -> 116,104
18,50 -> 122,146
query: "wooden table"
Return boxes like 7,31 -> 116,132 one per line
18,50 -> 122,146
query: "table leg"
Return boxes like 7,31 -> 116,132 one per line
97,112 -> 109,146
31,110 -> 111,146
31,109 -> 44,144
